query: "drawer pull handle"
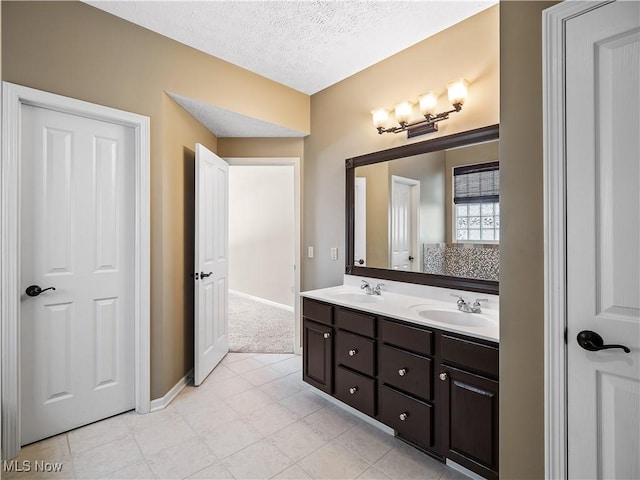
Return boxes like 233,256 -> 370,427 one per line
323,332 -> 331,339
399,412 -> 408,421
439,372 -> 448,381
348,349 -> 358,356
398,368 -> 407,376
349,387 -> 358,395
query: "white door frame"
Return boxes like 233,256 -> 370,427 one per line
0,82 -> 151,460
225,157 -> 302,355
543,2 -> 613,478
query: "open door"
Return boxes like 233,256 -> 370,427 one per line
389,175 -> 420,271
194,143 -> 229,386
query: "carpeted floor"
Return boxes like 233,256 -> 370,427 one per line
228,292 -> 295,353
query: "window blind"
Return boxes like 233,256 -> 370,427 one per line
453,161 -> 499,204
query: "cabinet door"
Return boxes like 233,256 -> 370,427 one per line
303,318 -> 333,394
440,365 -> 499,480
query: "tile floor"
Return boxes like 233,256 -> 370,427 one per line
3,353 -> 470,480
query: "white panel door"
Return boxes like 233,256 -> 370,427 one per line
390,176 -> 419,271
20,105 -> 135,445
354,177 -> 367,267
194,144 -> 229,386
566,2 -> 640,478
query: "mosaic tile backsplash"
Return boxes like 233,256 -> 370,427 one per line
423,243 -> 499,281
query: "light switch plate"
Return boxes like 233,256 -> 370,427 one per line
307,246 -> 314,258
331,247 -> 338,260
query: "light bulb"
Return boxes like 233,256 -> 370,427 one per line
371,108 -> 390,129
418,92 -> 438,116
447,79 -> 469,106
394,101 -> 414,125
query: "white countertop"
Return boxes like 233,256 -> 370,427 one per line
301,282 -> 499,343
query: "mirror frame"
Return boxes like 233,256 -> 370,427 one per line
345,124 -> 500,295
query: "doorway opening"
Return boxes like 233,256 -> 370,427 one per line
226,159 -> 300,354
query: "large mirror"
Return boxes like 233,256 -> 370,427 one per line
345,125 -> 499,294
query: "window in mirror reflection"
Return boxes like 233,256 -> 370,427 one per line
453,162 -> 500,242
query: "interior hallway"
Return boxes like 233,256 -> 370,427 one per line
3,354 -> 469,480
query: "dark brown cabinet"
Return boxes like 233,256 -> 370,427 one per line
302,298 -> 333,394
301,296 -> 499,480
439,335 -> 499,480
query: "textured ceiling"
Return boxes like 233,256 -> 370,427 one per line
87,0 -> 497,137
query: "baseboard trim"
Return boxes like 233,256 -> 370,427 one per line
149,369 -> 193,413
229,289 -> 294,312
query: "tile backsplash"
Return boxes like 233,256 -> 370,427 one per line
423,243 -> 499,281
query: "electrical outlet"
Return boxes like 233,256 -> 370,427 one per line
331,247 -> 338,260
307,246 -> 314,258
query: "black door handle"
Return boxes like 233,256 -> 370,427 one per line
200,272 -> 213,278
357,259 -> 364,265
408,256 -> 415,261
577,330 -> 630,353
25,285 -> 56,297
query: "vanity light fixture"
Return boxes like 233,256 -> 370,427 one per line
372,78 -> 469,138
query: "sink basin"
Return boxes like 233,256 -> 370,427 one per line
413,308 -> 496,328
328,292 -> 383,304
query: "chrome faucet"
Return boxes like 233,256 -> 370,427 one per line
361,280 -> 385,295
451,294 -> 488,313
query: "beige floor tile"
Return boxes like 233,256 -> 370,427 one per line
225,357 -> 265,374
243,402 -> 299,436
225,386 -> 274,414
337,423 -> 399,464
15,434 -> 70,463
67,416 -> 131,454
187,462 -> 235,479
171,385 -> 226,414
303,405 -> 360,440
272,464 -> 313,479
121,405 -> 182,433
268,421 -> 329,461
201,365 -> 238,384
208,375 -> 255,399
131,415 -> 197,457
242,366 -> 288,386
260,376 -> 307,401
72,437 -> 143,479
222,439 -> 293,479
182,401 -> 240,436
270,356 -> 302,375
440,465 -> 474,480
3,456 -> 75,480
253,353 -> 296,365
146,438 -> 217,479
297,441 -> 370,480
221,352 -> 256,365
108,460 -> 155,479
279,390 -> 329,418
201,418 -> 264,459
374,443 -> 446,480
355,466 -> 392,479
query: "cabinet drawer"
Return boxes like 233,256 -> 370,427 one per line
441,335 -> 499,379
378,344 -> 432,400
334,366 -> 376,417
379,385 -> 432,446
335,307 -> 376,337
336,330 -> 375,376
303,298 -> 333,326
379,319 -> 432,356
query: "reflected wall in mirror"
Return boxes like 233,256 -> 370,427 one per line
346,125 -> 499,294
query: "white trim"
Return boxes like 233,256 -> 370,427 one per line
543,3 -> 612,479
149,369 -> 193,413
0,82 -> 151,460
229,289 -> 294,313
225,157 -> 302,355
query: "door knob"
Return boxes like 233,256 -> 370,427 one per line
408,256 -> 415,261
200,272 -> 213,278
25,285 -> 56,297
357,259 -> 364,265
577,330 -> 630,353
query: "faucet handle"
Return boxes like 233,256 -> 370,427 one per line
473,298 -> 488,306
375,283 -> 385,290
450,293 -> 466,303
361,280 -> 370,289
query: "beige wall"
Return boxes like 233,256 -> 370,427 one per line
2,1 -> 309,399
304,5 -> 499,290
355,162 -> 389,269
499,1 -> 558,478
229,166 -> 295,306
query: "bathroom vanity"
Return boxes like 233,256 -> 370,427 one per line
301,282 -> 499,480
